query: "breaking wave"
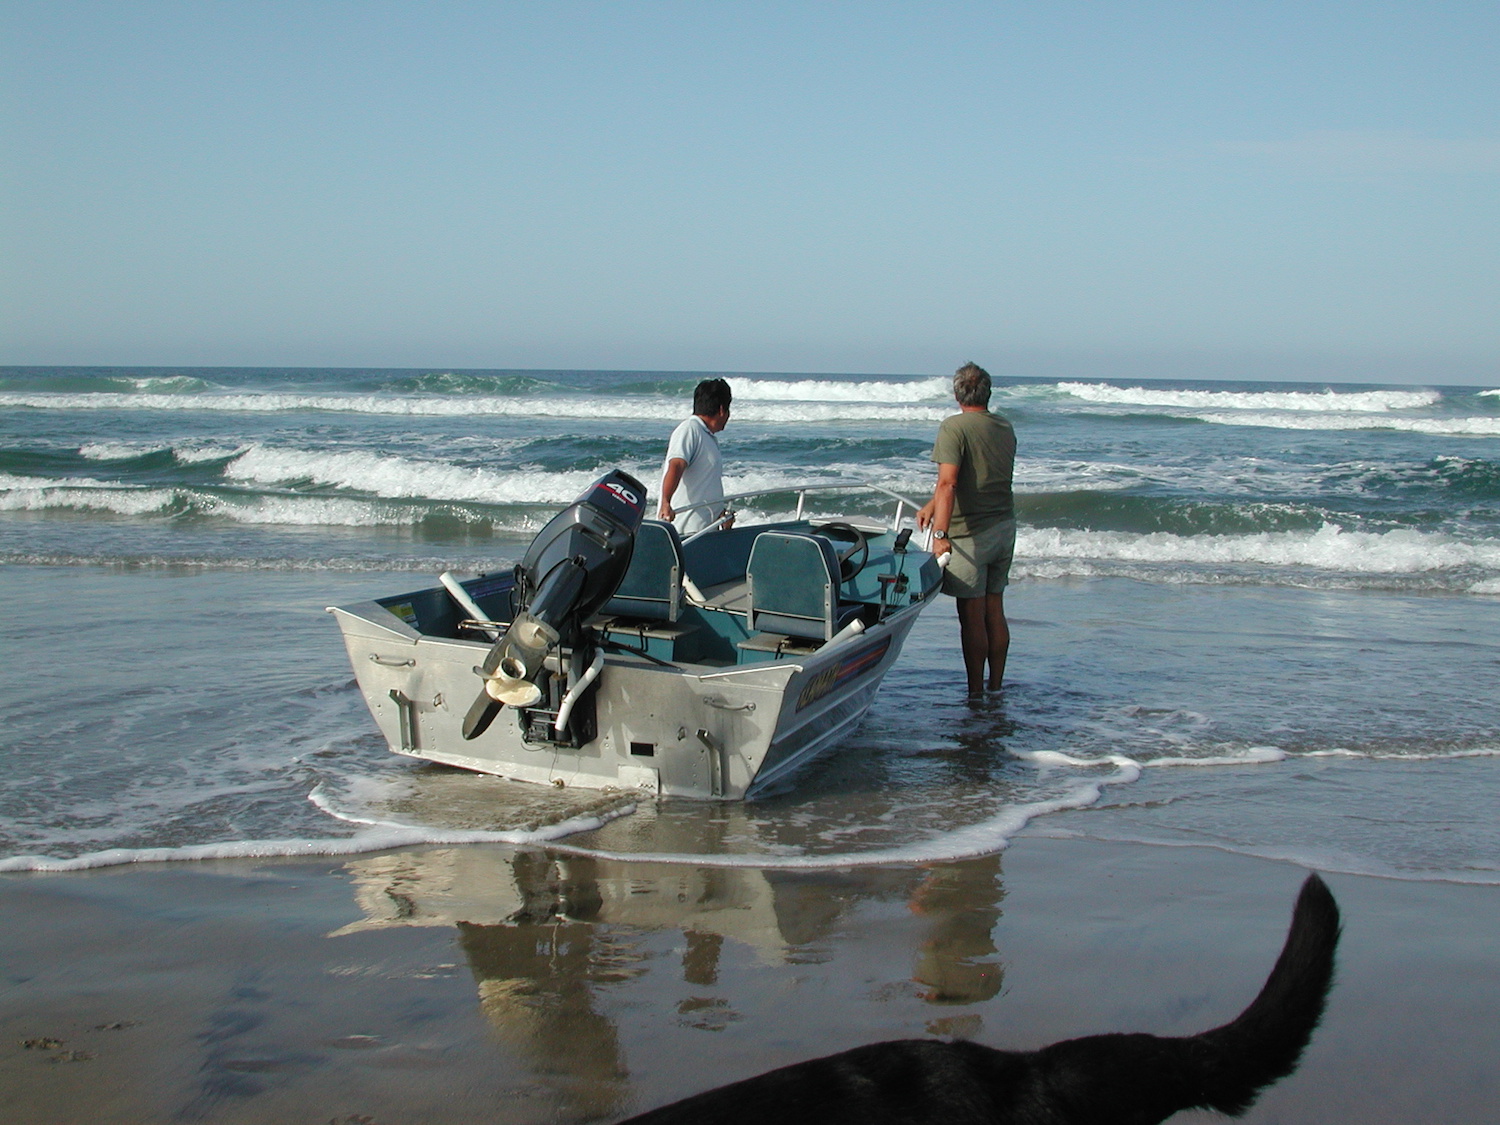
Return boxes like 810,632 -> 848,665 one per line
732,375 -> 951,402
1015,524 -> 1500,587
1057,382 -> 1440,412
0,390 -> 952,424
1191,411 -> 1500,436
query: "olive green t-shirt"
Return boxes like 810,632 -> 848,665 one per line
930,410 -> 1016,536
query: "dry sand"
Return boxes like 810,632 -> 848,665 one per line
2,837 -> 1496,1124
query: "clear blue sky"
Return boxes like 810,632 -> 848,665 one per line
3,1 -> 1497,382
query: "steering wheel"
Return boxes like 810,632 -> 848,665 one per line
815,521 -> 870,582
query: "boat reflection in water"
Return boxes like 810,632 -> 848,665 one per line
333,844 -> 1005,1116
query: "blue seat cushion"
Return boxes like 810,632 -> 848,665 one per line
601,520 -> 685,622
746,532 -> 841,641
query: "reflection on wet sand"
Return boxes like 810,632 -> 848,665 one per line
458,855 -> 635,1120
335,843 -> 1008,1115
909,855 -> 1006,1017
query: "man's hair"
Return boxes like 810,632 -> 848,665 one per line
694,377 -> 732,417
953,362 -> 991,408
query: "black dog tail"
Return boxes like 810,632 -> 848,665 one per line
1187,872 -> 1341,1115
1027,873 -> 1340,1125
618,876 -> 1340,1125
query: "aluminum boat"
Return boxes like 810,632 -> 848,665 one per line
328,472 -> 944,800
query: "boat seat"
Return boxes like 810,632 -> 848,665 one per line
694,577 -> 750,616
600,519 -> 685,623
736,631 -> 823,657
744,531 -> 849,643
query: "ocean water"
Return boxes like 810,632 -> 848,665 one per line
2,366 -> 1498,883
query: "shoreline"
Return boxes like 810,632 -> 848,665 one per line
2,836 -> 1496,1123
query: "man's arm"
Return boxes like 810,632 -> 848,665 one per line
917,462 -> 960,557
658,457 -> 688,522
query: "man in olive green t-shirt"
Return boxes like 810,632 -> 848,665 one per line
917,363 -> 1017,696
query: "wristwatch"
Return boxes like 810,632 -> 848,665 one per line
932,529 -> 949,540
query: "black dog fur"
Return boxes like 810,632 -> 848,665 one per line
616,874 -> 1340,1125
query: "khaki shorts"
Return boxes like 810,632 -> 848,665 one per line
941,518 -> 1016,599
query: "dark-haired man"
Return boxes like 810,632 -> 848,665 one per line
917,363 -> 1017,696
659,377 -> 733,535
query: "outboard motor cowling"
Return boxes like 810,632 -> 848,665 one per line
462,470 -> 648,739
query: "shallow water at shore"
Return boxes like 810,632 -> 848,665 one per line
6,365 -> 1500,880
4,563 -> 1497,888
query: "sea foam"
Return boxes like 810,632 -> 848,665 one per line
1017,524 -> 1500,575
1193,411 -> 1500,436
0,480 -> 180,515
1057,382 -> 1440,412
0,390 -> 951,424
224,445 -> 623,504
0,817 -> 634,873
733,376 -> 951,402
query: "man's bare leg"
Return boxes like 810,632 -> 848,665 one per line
957,593 -> 1010,696
956,597 -> 989,696
984,591 -> 1009,691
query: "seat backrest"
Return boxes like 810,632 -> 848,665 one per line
601,519 -> 685,622
746,531 -> 840,640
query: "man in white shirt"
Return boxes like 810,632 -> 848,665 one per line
658,378 -> 732,535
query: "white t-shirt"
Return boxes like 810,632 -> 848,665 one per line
661,415 -> 724,535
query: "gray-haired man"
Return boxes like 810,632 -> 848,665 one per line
917,363 -> 1017,696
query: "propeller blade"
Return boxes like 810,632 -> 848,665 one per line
462,690 -> 502,740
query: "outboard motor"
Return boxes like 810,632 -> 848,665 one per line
462,469 -> 648,740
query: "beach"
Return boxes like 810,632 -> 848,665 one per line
3,837 -> 1497,1124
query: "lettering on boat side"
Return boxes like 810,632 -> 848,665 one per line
796,637 -> 891,711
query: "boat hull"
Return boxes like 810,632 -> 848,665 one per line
330,599 -> 925,800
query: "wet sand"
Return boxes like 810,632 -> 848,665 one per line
2,837 -> 1496,1124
